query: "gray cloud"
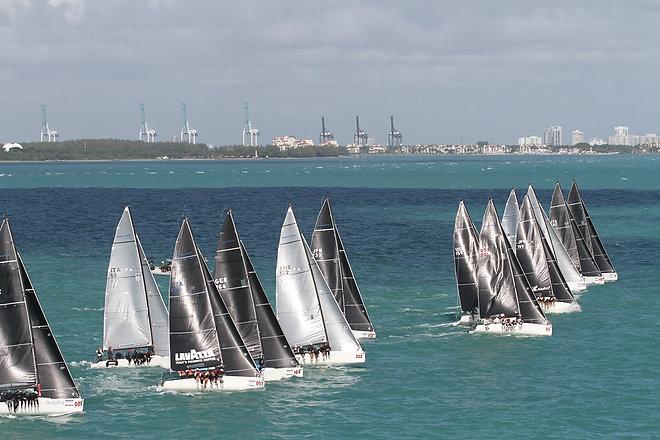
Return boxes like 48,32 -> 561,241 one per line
1,0 -> 660,145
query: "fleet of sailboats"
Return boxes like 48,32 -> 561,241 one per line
453,181 -> 617,336
0,218 -> 84,415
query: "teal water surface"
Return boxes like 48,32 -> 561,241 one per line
0,155 -> 658,438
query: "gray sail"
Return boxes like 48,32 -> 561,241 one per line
169,219 -> 223,372
136,236 -> 169,358
18,253 -> 80,398
516,196 -> 552,298
311,198 -> 343,311
242,241 -> 300,369
526,185 -> 584,286
0,219 -> 37,389
453,201 -> 479,314
276,207 -> 327,348
103,207 -> 152,351
213,211 -> 263,362
336,231 -> 374,333
501,188 -> 519,249
478,200 -> 547,324
568,182 -> 616,275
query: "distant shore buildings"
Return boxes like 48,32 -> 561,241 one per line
520,124 -> 660,148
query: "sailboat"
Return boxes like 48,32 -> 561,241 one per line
0,218 -> 84,415
566,181 -> 618,282
453,201 -> 479,325
470,200 -> 552,336
92,207 -> 169,369
161,219 -> 264,392
277,206 -> 365,365
214,211 -> 302,381
501,188 -> 519,249
311,199 -> 376,339
549,183 -> 604,286
516,196 -> 581,313
526,186 -> 588,292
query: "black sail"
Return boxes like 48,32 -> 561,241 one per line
549,183 -> 581,271
213,211 -> 262,362
311,198 -> 343,311
18,253 -> 80,398
169,219 -> 223,372
200,248 -> 258,377
567,181 -> 593,254
0,219 -> 37,389
539,231 -> 576,302
516,196 -> 552,298
241,241 -> 299,369
453,201 -> 479,314
336,228 -> 374,333
478,200 -> 547,324
569,182 -> 616,274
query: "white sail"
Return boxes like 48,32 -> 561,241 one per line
501,188 -> 519,248
303,235 -> 361,353
526,186 -> 584,286
136,236 -> 169,358
276,207 -> 327,347
103,207 -> 152,350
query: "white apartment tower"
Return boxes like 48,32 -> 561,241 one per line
543,125 -> 563,146
571,130 -> 584,145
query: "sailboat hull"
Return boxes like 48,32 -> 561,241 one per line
567,280 -> 587,292
161,376 -> 265,392
351,330 -> 376,340
0,397 -> 84,416
262,366 -> 304,381
584,275 -> 605,285
150,268 -> 170,276
602,272 -> 618,282
539,301 -> 581,314
296,349 -> 366,366
469,322 -> 552,336
90,354 -> 170,370
456,313 -> 479,326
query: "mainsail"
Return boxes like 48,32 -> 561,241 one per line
169,219 -> 223,371
516,196 -> 552,297
213,211 -> 263,362
241,241 -> 299,369
453,201 -> 479,315
18,253 -> 80,398
103,208 -> 152,351
549,184 -> 601,278
567,181 -> 616,275
477,200 -> 547,324
501,188 -> 519,248
526,186 -> 585,286
311,199 -> 343,310
0,219 -> 37,389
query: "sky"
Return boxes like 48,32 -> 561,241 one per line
1,0 -> 660,145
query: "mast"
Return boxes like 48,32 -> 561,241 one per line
501,188 -> 519,248
453,201 -> 479,314
213,210 -> 263,362
241,241 -> 299,369
168,219 -> 223,372
311,198 -> 343,312
18,252 -> 80,398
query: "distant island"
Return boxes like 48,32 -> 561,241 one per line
0,139 -> 657,162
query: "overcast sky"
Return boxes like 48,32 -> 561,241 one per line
1,0 -> 659,145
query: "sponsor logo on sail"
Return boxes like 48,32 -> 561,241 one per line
174,348 -> 217,364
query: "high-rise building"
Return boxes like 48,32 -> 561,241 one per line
543,125 -> 563,146
608,125 -> 630,145
571,130 -> 584,145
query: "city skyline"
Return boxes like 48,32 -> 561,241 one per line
2,1 -> 660,145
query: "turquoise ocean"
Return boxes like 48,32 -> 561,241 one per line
0,155 -> 658,438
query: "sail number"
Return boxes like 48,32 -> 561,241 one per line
214,277 -> 227,289
312,248 -> 323,258
278,265 -> 291,276
108,267 -> 121,278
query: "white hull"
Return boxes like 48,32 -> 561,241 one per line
0,397 -> 84,416
296,349 -> 366,366
161,375 -> 265,392
567,280 -> 587,292
262,366 -> 304,381
90,354 -> 170,370
470,321 -> 552,336
150,268 -> 170,276
603,272 -> 618,282
584,275 -> 605,285
456,313 -> 479,326
539,300 -> 581,314
352,330 -> 376,340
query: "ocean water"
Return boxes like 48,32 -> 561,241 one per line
0,155 -> 658,438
